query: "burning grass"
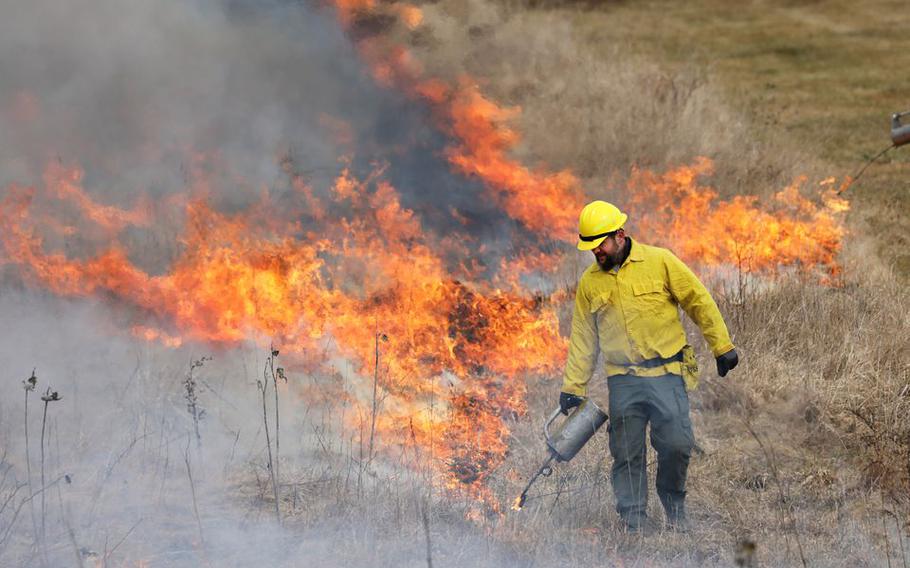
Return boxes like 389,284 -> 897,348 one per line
0,152 -> 852,512
0,0 -> 908,565
1,266 -> 907,566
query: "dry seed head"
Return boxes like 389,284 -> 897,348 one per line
40,387 -> 61,402
23,369 -> 37,391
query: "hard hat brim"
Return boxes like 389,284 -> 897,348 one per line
576,214 -> 627,251
577,236 -> 606,251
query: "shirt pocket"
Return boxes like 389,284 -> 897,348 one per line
589,290 -> 619,334
589,290 -> 612,314
631,279 -> 667,313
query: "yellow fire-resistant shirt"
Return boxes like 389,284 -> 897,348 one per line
561,239 -> 734,396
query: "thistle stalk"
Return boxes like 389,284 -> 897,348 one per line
259,359 -> 280,524
368,332 -> 388,463
268,346 -> 284,494
184,356 -> 210,448
22,371 -> 38,547
39,386 -> 61,552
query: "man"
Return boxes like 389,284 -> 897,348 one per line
559,200 -> 739,533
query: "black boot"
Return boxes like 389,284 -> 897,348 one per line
621,510 -> 655,535
659,493 -> 689,532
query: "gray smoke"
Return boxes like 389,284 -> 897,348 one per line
0,290 -> 542,566
0,0 -> 548,565
0,0 -> 513,252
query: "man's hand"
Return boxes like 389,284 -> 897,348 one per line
559,392 -> 585,415
716,349 -> 739,377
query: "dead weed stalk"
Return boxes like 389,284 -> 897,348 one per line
258,346 -> 283,523
21,370 -> 38,547
741,418 -> 807,568
38,386 -> 61,554
184,356 -> 211,448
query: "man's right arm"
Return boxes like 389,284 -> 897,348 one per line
561,281 -> 599,396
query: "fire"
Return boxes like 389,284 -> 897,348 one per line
132,325 -> 184,348
396,4 -> 423,29
0,151 -> 849,511
626,157 -> 850,278
0,156 -> 567,506
444,80 -> 587,239
43,162 -> 151,233
328,1 -> 586,243
325,0 -> 848,281
0,0 -> 851,517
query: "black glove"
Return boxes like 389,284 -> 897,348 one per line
559,392 -> 585,415
716,349 -> 739,377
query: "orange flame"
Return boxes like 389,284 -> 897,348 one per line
626,157 -> 850,278
0,157 -> 566,507
132,325 -> 184,348
43,162 -> 151,233
325,0 -> 849,279
328,2 -> 586,243
0,1 -> 851,516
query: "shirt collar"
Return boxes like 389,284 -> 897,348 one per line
627,238 -> 645,263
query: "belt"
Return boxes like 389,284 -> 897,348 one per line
618,350 -> 683,369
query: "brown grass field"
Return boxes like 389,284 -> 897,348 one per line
383,0 -> 910,564
1,0 -> 908,566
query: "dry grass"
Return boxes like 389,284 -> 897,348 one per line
413,0 -> 823,199
411,0 -> 910,274
486,272 -> 909,565
2,1 -> 909,566
488,0 -> 910,270
251,259 -> 910,567
374,0 -> 910,564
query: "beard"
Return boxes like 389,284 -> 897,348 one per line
594,237 -> 628,270
595,249 -> 623,271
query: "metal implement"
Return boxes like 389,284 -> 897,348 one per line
514,399 -> 609,509
837,109 -> 910,195
892,111 -> 910,147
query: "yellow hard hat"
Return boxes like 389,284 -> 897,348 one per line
576,200 -> 628,251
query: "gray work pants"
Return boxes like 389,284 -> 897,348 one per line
605,374 -> 694,519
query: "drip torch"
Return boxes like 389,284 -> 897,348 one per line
891,110 -> 910,147
839,109 -> 910,194
513,399 -> 609,510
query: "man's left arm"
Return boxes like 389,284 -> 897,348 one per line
663,251 -> 738,374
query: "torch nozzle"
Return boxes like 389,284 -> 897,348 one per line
512,494 -> 527,511
512,454 -> 554,511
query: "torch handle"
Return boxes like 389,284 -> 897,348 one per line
543,407 -> 563,446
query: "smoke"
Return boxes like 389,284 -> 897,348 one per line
0,0 -> 478,564
0,1 -> 562,564
0,0 -> 868,565
0,290 -> 546,566
0,0 -> 511,246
